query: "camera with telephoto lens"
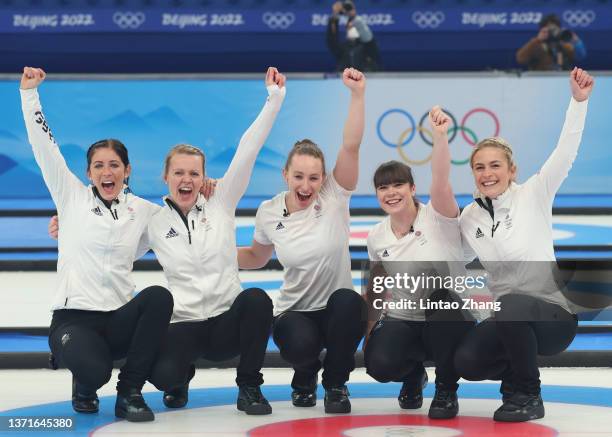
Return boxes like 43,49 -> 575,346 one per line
546,25 -> 573,44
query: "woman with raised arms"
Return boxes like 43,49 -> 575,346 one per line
454,68 -> 594,422
237,68 -> 366,414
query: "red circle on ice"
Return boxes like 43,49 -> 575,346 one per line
248,414 -> 556,437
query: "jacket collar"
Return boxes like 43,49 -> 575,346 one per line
473,182 -> 516,211
163,194 -> 205,215
91,185 -> 126,209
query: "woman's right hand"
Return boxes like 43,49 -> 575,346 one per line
48,215 -> 59,240
265,66 -> 286,89
20,67 -> 46,90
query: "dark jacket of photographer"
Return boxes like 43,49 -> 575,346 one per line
516,37 -> 574,71
326,15 -> 380,72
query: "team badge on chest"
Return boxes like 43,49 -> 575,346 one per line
415,230 -> 427,246
314,201 -> 323,219
200,215 -> 212,231
503,213 -> 513,230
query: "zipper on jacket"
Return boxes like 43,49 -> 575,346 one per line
166,198 -> 193,245
476,197 -> 501,238
92,187 -> 119,220
103,206 -> 118,220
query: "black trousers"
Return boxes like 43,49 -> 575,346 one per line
454,294 -> 578,395
48,286 -> 173,394
272,288 -> 366,390
364,289 -> 475,391
150,288 -> 273,390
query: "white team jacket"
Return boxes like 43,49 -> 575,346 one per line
21,88 -> 160,312
460,97 -> 588,309
145,84 -> 285,323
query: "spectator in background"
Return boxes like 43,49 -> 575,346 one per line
569,31 -> 587,63
327,1 -> 381,72
516,14 -> 578,71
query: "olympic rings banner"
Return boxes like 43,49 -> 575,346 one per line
0,74 -> 610,199
0,6 -> 610,33
362,75 -> 610,196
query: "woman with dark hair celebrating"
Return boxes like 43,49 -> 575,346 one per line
237,68 -> 366,414
363,107 -> 475,419
455,68 -> 594,422
20,67 -> 173,422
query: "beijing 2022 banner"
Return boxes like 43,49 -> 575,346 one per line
0,74 -> 609,199
0,7 -> 608,33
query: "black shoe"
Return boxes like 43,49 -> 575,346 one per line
163,384 -> 189,408
428,385 -> 459,419
493,392 -> 544,422
291,374 -> 317,407
292,389 -> 317,407
237,386 -> 272,415
115,389 -> 155,422
398,371 -> 428,409
163,364 -> 194,408
500,379 -> 515,403
71,376 -> 99,414
324,386 -> 351,414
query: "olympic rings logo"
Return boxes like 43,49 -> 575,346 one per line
376,108 -> 500,166
113,11 -> 145,29
262,12 -> 295,30
562,10 -> 596,28
412,11 -> 445,29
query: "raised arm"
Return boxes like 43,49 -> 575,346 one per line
429,106 -> 459,218
538,67 -> 594,199
20,67 -> 82,208
215,67 -> 286,213
333,68 -> 365,191
237,241 -> 274,270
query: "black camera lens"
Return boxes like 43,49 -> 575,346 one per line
560,29 -> 573,42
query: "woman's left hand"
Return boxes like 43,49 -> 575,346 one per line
429,105 -> 451,136
570,67 -> 594,102
200,178 -> 217,200
342,68 -> 366,95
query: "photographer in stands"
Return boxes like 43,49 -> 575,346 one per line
516,14 -> 576,71
326,1 -> 381,72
